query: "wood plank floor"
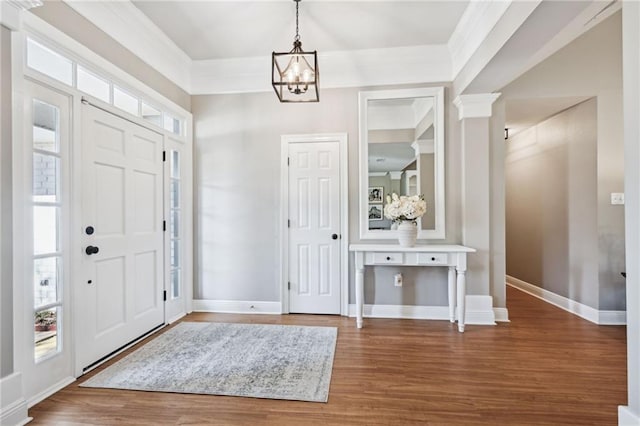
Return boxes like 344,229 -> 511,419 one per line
29,286 -> 627,425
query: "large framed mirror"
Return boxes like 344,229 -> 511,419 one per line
358,87 -> 445,240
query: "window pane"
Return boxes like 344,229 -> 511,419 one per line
27,38 -> 73,86
142,102 -> 162,126
170,179 -> 180,209
170,239 -> 179,268
77,66 -> 110,103
33,100 -> 59,153
34,257 -> 60,309
171,269 -> 180,299
170,150 -> 180,178
164,114 -> 181,135
171,210 -> 180,239
34,206 -> 58,255
35,306 -> 60,362
33,154 -> 59,203
113,86 -> 138,116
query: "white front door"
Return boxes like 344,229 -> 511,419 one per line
288,140 -> 342,314
77,104 -> 164,372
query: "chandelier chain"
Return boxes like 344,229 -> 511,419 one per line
295,0 -> 300,41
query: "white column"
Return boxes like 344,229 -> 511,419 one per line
453,93 -> 500,298
620,2 -> 640,424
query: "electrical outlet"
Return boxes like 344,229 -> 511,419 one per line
394,273 -> 403,287
611,193 -> 625,205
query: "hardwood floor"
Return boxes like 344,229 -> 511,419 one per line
29,286 -> 627,425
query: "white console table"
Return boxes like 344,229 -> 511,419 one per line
349,244 -> 476,332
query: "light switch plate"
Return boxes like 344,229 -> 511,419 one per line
611,193 -> 625,205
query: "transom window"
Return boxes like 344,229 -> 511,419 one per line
26,37 -> 183,136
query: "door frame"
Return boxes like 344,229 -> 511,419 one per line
279,133 -> 349,316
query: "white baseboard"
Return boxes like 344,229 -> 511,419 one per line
0,372 -> 32,426
506,275 -> 626,325
494,307 -> 510,322
599,310 -> 627,325
619,406 -> 640,425
193,299 -> 281,314
348,303 -> 450,320
27,376 -> 75,408
347,295 -> 497,325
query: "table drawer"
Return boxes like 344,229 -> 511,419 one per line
417,252 -> 449,265
370,252 -> 404,265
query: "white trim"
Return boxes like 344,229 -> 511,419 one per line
462,295 -> 496,325
358,87 -> 445,241
0,373 -> 31,426
619,406 -> 640,426
279,133 -> 349,316
506,275 -> 627,325
191,44 -> 451,95
26,376 -> 74,408
62,0 -> 192,93
193,300 -> 282,315
0,0 -> 41,31
347,295 -> 496,326
448,0 -> 511,79
453,93 -> 501,120
599,310 -> 627,326
22,13 -> 191,120
493,307 -> 510,322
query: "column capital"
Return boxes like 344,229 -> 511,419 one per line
388,171 -> 403,180
453,93 -> 501,120
1,0 -> 42,31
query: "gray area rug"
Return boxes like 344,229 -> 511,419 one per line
80,322 -> 337,402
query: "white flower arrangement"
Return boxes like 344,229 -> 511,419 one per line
383,193 -> 427,223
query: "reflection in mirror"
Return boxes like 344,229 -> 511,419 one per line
359,87 -> 445,240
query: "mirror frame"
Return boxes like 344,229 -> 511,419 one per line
358,87 -> 445,240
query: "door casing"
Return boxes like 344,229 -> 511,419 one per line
280,133 -> 349,315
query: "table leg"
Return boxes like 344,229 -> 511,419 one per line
456,270 -> 466,332
448,266 -> 456,323
355,252 -> 364,329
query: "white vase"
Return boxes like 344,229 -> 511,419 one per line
397,221 -> 417,247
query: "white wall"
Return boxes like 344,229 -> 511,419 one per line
621,3 -> 640,423
192,84 -> 468,306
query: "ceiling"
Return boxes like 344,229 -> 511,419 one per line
130,1 -> 469,60
505,96 -> 591,136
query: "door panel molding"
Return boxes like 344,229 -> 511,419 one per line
280,133 -> 349,315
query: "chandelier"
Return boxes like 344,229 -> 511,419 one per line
272,0 -> 319,102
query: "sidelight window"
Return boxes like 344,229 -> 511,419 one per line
32,100 -> 64,362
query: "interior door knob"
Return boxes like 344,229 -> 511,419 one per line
85,245 -> 99,255
331,234 -> 338,240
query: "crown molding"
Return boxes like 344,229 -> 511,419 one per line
191,44 -> 452,95
453,93 -> 501,120
0,0 -> 41,30
63,0 -> 192,93
448,0 -> 511,79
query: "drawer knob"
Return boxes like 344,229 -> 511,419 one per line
431,257 -> 436,261
386,256 -> 391,261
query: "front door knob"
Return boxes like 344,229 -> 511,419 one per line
85,245 -> 99,255
331,234 -> 338,240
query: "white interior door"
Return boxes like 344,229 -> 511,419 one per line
77,104 -> 164,371
288,140 -> 341,314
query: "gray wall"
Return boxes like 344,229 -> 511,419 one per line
31,1 -> 191,112
506,99 -> 600,308
502,11 -> 625,311
192,83 -> 463,306
1,24 -> 13,378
